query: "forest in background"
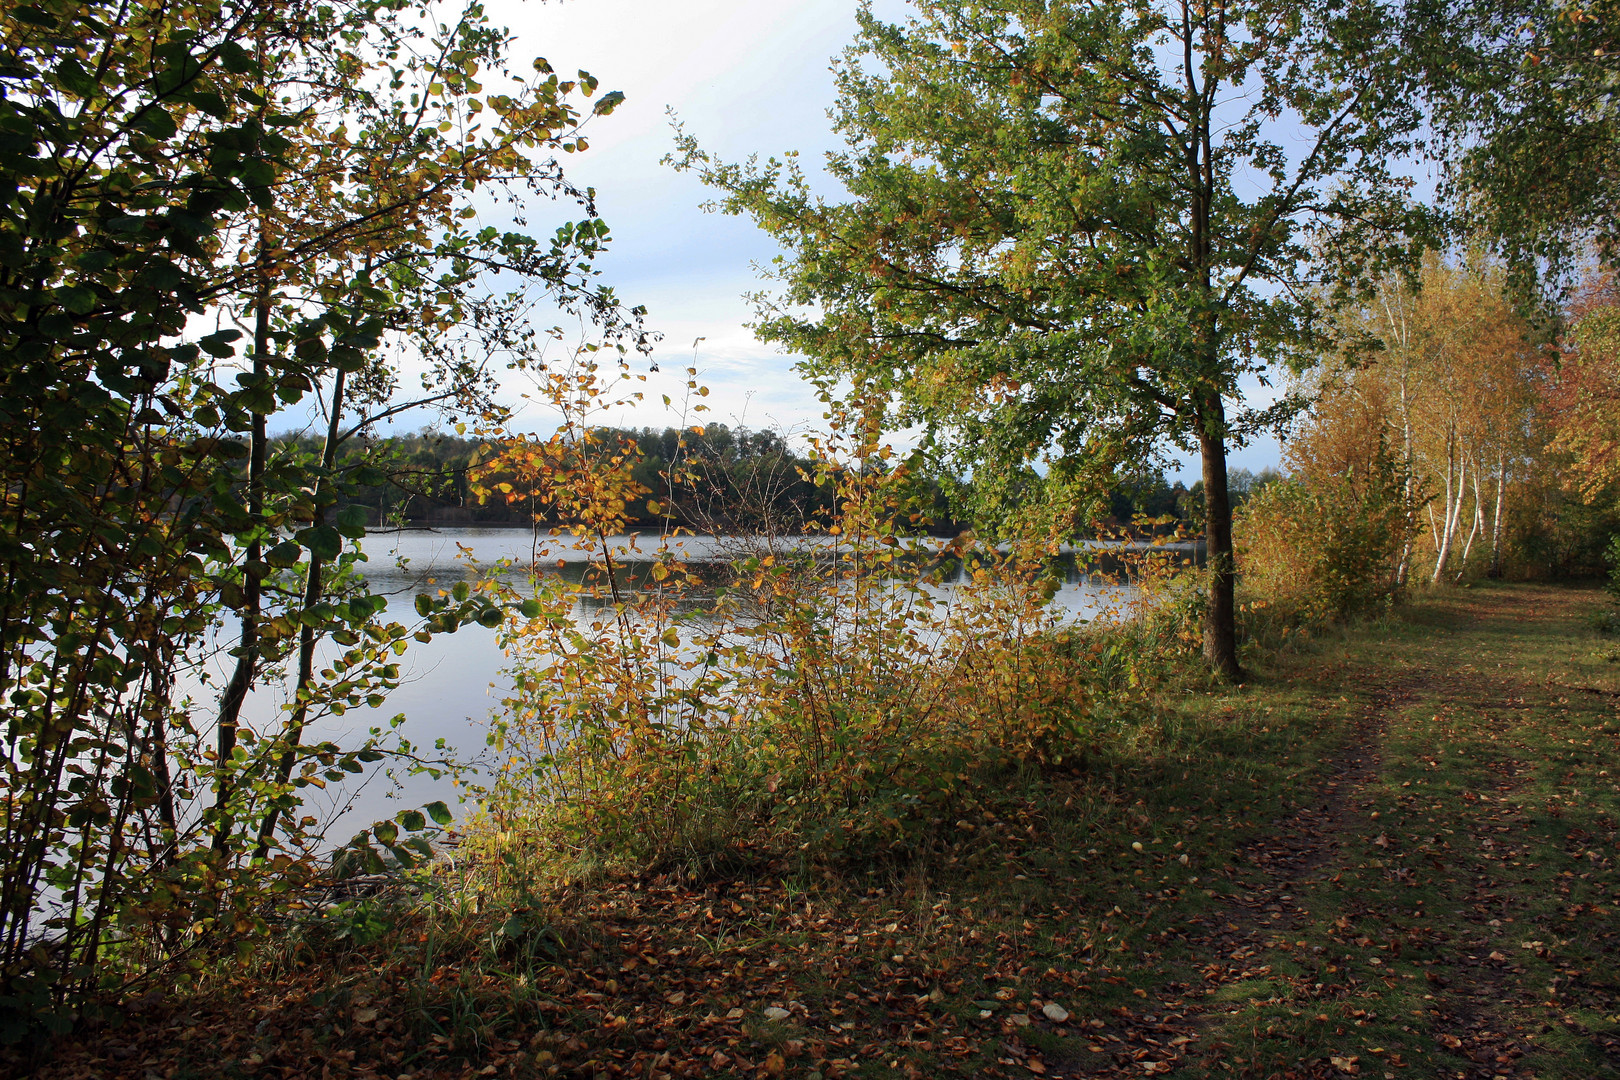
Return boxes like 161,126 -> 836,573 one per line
280,423 -> 1238,534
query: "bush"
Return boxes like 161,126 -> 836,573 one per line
1235,446 -> 1415,626
464,421 -> 1093,872
1607,533 -> 1620,603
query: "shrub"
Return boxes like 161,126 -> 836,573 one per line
1607,533 -> 1620,603
465,417 -> 1091,871
1236,445 -> 1415,625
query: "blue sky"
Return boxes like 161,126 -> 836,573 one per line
481,0 -> 1285,482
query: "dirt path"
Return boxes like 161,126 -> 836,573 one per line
1052,681 -> 1405,1078
1055,586 -> 1620,1079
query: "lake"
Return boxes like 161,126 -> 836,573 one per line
226,527 -> 1153,840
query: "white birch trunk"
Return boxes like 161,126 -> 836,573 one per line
1457,460 -> 1484,576
1489,451 -> 1506,577
1431,426 -> 1463,584
1382,289 -> 1419,590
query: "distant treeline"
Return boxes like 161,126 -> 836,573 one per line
1109,467 -> 1282,532
276,425 -> 1277,534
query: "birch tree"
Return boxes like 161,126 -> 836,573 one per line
1316,255 -> 1545,582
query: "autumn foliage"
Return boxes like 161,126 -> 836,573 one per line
1546,273 -> 1620,501
462,373 -> 1093,874
1231,253 -> 1620,622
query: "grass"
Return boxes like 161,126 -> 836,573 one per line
1160,582 -> 1620,1080
27,582 -> 1620,1080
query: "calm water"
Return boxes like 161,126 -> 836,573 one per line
226,527 -> 1142,840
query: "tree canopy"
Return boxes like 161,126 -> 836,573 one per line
1413,0 -> 1620,278
675,0 -> 1427,678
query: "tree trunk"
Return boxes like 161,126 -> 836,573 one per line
1199,395 -> 1243,682
1388,292 -> 1417,590
1488,451 -> 1506,578
1431,427 -> 1464,584
213,56 -> 272,855
212,275 -> 271,852
1395,373 -> 1416,588
255,367 -> 346,857
1456,459 -> 1483,576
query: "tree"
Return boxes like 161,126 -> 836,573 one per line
1546,273 -> 1620,500
0,0 -> 633,1028
1413,0 -> 1620,276
674,0 -> 1424,680
1309,254 -> 1548,582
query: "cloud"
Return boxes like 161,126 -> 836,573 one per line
471,0 -> 1283,483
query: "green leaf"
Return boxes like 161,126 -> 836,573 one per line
329,345 -> 367,373
334,504 -> 370,539
188,91 -> 229,118
297,525 -> 342,561
374,820 -> 398,845
200,329 -> 241,358
55,285 -> 96,315
266,541 -> 304,568
397,809 -> 426,832
132,105 -> 177,139
218,40 -> 257,75
592,90 -> 626,116
424,800 -> 454,826
12,6 -> 56,28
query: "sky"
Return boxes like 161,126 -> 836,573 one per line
475,0 -> 1285,483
